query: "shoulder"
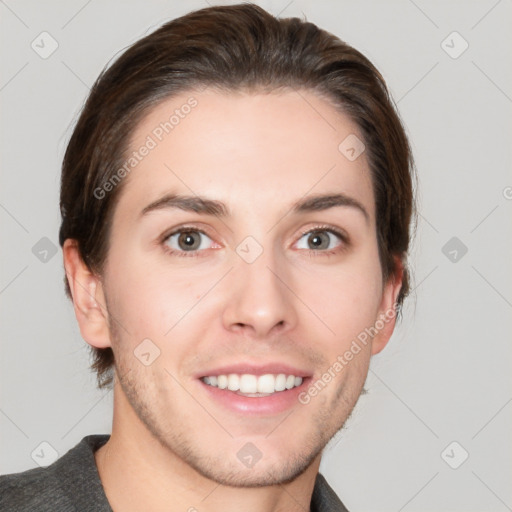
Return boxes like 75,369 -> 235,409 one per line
0,434 -> 111,512
311,472 -> 351,512
0,464 -> 69,511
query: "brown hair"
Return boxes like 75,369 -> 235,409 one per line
59,3 -> 417,390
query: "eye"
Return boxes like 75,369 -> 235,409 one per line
163,228 -> 216,256
295,228 -> 346,253
161,226 -> 347,258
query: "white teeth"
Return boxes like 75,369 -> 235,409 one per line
285,375 -> 295,389
239,374 -> 258,393
217,375 -> 228,389
227,374 -> 240,391
202,373 -> 304,394
257,374 -> 276,393
275,374 -> 286,391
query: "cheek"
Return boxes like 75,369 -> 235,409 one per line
105,249 -> 210,341
305,252 -> 383,351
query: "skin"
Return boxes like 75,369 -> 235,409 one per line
63,88 -> 403,512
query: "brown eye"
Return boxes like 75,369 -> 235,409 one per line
296,229 -> 344,252
307,231 -> 331,250
164,230 -> 213,253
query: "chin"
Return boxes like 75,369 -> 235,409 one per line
187,449 -> 321,488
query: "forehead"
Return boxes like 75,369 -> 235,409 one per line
116,88 -> 375,223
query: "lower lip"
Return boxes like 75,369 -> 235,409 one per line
198,378 -> 311,416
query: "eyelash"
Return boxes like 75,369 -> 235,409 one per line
161,225 -> 349,258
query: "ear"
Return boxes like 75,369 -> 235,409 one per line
371,255 -> 404,355
62,239 -> 111,349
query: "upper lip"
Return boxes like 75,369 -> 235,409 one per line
196,362 -> 312,379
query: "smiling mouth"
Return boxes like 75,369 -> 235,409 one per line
200,373 -> 304,397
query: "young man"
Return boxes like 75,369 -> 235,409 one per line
0,4 -> 415,511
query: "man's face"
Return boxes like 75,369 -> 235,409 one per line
97,88 -> 399,486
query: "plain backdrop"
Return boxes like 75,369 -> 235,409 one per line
1,1 -> 511,511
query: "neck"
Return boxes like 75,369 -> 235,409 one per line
94,382 -> 321,512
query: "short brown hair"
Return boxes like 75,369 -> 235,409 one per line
59,3 -> 417,390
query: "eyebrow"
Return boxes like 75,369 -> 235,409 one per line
140,192 -> 370,224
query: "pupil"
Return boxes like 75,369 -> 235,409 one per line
180,232 -> 198,250
310,232 -> 325,249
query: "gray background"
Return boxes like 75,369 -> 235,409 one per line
1,1 -> 511,510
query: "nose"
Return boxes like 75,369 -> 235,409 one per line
221,247 -> 298,338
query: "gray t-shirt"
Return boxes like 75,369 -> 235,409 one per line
0,434 -> 349,511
